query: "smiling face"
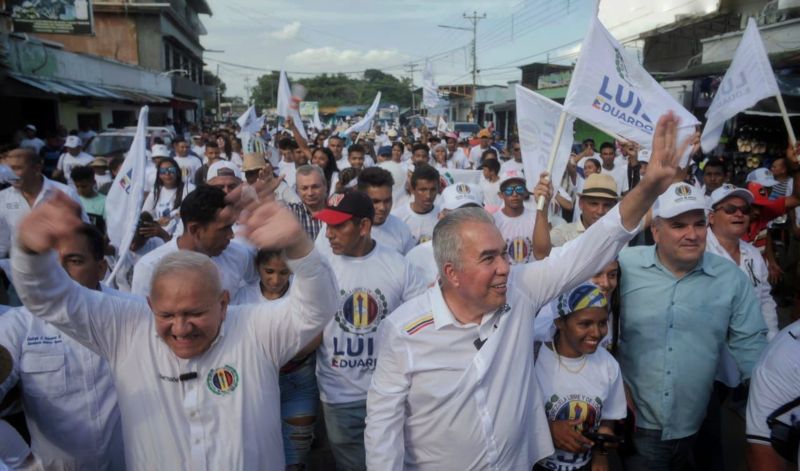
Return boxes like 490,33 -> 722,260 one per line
445,221 -> 510,315
652,209 -> 707,273
149,270 -> 229,359
554,307 -> 609,357
590,260 -> 619,298
709,196 -> 750,239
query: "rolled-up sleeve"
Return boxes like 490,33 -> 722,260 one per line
255,248 -> 339,366
366,321 -> 410,470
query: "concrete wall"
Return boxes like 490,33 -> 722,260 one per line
58,100 -> 140,131
701,17 -> 800,63
36,14 -> 139,65
136,15 -> 165,71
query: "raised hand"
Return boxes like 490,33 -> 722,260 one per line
532,171 -> 553,209
17,191 -> 83,254
644,111 -> 698,195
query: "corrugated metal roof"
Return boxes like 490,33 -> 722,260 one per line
9,74 -> 171,103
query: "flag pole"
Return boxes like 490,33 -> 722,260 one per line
537,111 -> 568,211
776,91 -> 797,147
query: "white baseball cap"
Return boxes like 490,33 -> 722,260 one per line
652,182 -> 706,218
498,169 -> 526,188
709,183 -> 754,208
441,183 -> 483,210
151,144 -> 171,158
25,124 -> 36,132
745,168 -> 778,187
64,135 -> 82,148
208,160 -> 241,180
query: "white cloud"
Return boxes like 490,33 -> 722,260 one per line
286,47 -> 408,71
270,21 -> 301,40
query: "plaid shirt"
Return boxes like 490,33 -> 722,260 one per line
289,202 -> 324,240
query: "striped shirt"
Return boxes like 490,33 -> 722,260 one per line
289,202 -> 324,240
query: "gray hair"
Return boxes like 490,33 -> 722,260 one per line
150,250 -> 221,296
296,164 -> 326,183
433,207 -> 495,276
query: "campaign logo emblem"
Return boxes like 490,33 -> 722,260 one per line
715,71 -> 750,107
336,288 -> 388,335
455,183 -> 471,194
506,237 -> 531,264
117,168 -> 133,194
206,365 -> 239,395
328,193 -> 345,207
545,394 -> 602,433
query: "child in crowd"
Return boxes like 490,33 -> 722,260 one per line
71,165 -> 106,234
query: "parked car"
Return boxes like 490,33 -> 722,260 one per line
86,127 -> 175,157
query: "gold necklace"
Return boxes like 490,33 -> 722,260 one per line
553,342 -> 588,374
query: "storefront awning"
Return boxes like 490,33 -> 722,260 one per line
9,73 -> 171,104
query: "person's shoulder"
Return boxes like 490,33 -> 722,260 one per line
619,245 -> 649,262
384,288 -> 434,329
136,239 -> 177,267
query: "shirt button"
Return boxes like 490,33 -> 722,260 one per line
190,411 -> 197,417
667,371 -> 671,375
664,392 -> 669,396
668,347 -> 673,351
194,438 -> 201,445
669,323 -> 674,328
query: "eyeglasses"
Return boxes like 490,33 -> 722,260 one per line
158,167 -> 179,176
502,185 -> 527,196
714,204 -> 750,215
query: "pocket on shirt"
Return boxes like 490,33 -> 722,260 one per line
19,354 -> 67,397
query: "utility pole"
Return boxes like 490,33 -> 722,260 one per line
216,63 -> 221,120
439,12 -> 485,123
404,63 -> 418,112
464,11 -> 486,123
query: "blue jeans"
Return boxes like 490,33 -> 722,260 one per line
623,428 -> 696,471
280,355 -> 318,466
321,399 -> 367,471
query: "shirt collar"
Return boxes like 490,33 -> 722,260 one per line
645,245 -> 717,277
431,284 -> 457,329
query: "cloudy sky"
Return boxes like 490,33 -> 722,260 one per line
201,0 -> 719,99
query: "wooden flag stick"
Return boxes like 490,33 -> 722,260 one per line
776,91 -> 797,147
537,111 -> 568,211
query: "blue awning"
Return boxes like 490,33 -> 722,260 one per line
9,73 -> 172,103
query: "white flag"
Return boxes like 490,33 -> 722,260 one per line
236,105 -> 264,153
344,92 -> 382,135
423,61 -> 440,110
516,85 -> 576,191
564,17 -> 699,164
105,106 -> 148,282
312,107 -> 324,130
277,70 -> 308,140
437,115 -> 450,134
700,18 -> 780,153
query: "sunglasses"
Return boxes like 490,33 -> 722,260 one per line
502,185 -> 527,196
158,167 -> 179,175
714,204 -> 750,215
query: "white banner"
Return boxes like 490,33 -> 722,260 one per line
344,92 -> 382,135
564,17 -> 699,165
277,70 -> 308,140
439,168 -> 482,187
105,106 -> 148,283
516,85 -> 576,191
700,18 -> 780,153
423,61 -> 440,110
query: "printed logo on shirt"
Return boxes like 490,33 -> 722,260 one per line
404,314 -> 434,335
6,202 -> 21,210
545,393 -> 602,432
206,365 -> 239,395
25,334 -> 63,346
336,288 -> 388,335
505,237 -> 532,264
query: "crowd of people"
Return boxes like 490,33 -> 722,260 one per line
0,110 -> 798,471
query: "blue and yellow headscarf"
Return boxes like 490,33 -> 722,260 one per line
556,282 -> 608,318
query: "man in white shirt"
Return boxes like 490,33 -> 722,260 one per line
328,135 -> 349,170
499,139 -> 524,175
18,125 -> 45,155
468,128 -> 498,168
0,224 -> 126,470
365,112 -> 695,470
391,164 -> 441,244
599,141 -> 628,195
357,167 -> 415,255
132,185 -> 257,299
10,182 -> 339,470
492,169 -> 549,264
172,138 -> 203,185
550,174 -> 619,247
445,132 -> 470,169
0,148 -> 84,258
54,135 -> 94,186
313,190 -> 427,470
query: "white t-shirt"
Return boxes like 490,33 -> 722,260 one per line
468,144 -> 498,167
493,208 -> 538,264
372,214 -> 416,255
57,152 -> 94,185
480,177 -> 503,211
451,148 -> 470,169
131,238 -> 257,300
278,160 -> 297,192
404,240 -> 438,287
745,320 -> 800,447
500,159 -> 524,175
601,164 -> 629,195
535,345 -> 627,470
391,202 -> 441,245
232,281 -> 290,306
316,243 -> 427,404
141,183 -> 195,236
173,155 -> 202,185
19,137 -> 45,154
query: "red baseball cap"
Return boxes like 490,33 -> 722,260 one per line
314,190 -> 375,225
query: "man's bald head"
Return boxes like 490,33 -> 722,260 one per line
150,250 -> 221,297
